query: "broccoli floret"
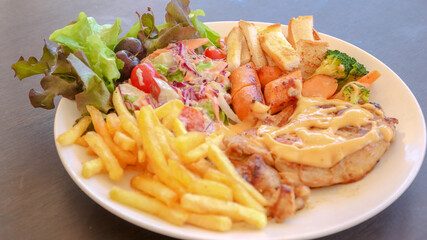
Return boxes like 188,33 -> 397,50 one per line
342,82 -> 370,104
338,61 -> 369,90
313,50 -> 355,79
313,49 -> 370,91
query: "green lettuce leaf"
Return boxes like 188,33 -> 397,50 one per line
49,12 -> 122,92
67,53 -> 112,114
189,10 -> 221,48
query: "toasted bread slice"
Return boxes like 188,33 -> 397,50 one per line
288,16 -> 314,49
296,39 -> 329,79
239,20 -> 267,69
226,26 -> 244,72
259,23 -> 300,72
288,16 -> 329,79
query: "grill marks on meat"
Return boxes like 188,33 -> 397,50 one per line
224,136 -> 310,222
231,155 -> 297,222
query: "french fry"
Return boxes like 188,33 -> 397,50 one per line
112,87 -> 137,126
207,144 -> 269,206
170,117 -> 187,137
239,20 -> 267,69
74,136 -> 88,147
174,132 -> 206,154
139,106 -> 186,196
82,158 -> 105,178
168,159 -> 197,188
113,130 -> 136,152
204,169 -> 265,213
56,116 -> 91,145
226,26 -> 243,72
118,115 -> 142,146
187,158 -> 214,176
137,148 -> 145,163
154,99 -> 184,120
87,105 -> 137,165
181,143 -> 209,163
106,113 -> 121,136
188,179 -> 233,201
110,187 -> 188,226
86,146 -> 97,156
131,174 -> 178,206
84,131 -> 123,181
181,193 -> 267,229
187,213 -> 232,232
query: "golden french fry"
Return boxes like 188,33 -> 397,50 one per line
84,131 -> 123,181
174,132 -> 206,154
187,158 -> 214,176
239,20 -> 267,69
170,117 -> 187,137
74,136 -> 88,147
188,179 -> 233,201
154,126 -> 172,158
155,99 -> 184,120
181,193 -> 267,229
56,116 -> 91,145
226,26 -> 243,72
106,113 -> 121,137
131,174 -> 178,206
187,213 -> 232,232
139,106 -> 186,196
110,187 -> 188,226
113,130 -> 136,152
168,159 -> 197,188
137,149 -> 145,163
259,23 -> 300,72
207,144 -> 269,206
204,168 -> 265,212
112,87 -> 137,126
86,146 -> 97,156
87,105 -> 137,165
118,115 -> 142,145
181,143 -> 209,163
82,158 -> 105,178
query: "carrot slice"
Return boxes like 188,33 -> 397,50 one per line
357,70 -> 381,89
302,74 -> 338,98
182,38 -> 209,50
264,70 -> 301,114
229,62 -> 261,98
257,66 -> 283,89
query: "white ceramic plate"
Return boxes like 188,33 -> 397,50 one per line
54,22 -> 426,240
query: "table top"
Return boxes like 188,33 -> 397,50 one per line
1,0 -> 426,239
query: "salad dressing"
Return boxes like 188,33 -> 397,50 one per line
257,97 -> 394,168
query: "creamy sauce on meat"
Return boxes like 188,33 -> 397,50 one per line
257,97 -> 394,168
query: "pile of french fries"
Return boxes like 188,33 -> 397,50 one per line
226,20 -> 300,72
56,86 -> 269,231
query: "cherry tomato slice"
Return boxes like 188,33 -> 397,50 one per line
179,106 -> 205,132
130,62 -> 160,96
204,46 -> 226,60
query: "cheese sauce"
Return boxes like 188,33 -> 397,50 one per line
257,97 -> 394,168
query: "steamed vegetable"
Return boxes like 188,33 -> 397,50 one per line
342,82 -> 370,104
312,50 -> 369,91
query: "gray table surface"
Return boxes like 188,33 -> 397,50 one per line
1,0 -> 426,239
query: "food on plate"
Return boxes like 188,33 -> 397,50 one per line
288,15 -> 329,79
12,0 -> 398,233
